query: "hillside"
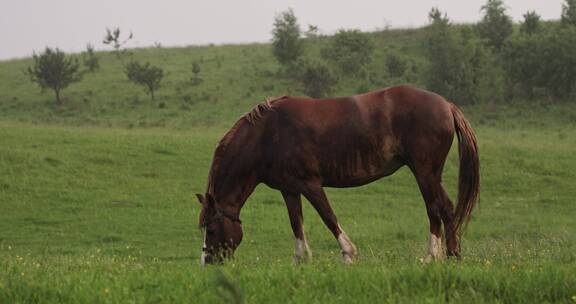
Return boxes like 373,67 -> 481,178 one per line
1,28 -> 429,129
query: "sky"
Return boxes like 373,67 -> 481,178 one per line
0,0 -> 565,60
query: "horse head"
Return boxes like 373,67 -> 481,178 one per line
196,193 -> 243,265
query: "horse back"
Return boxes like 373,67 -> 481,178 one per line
260,86 -> 455,188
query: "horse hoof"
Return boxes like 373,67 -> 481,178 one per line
342,252 -> 356,264
293,255 -> 311,265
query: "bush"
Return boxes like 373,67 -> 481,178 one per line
424,8 -> 489,104
26,47 -> 82,105
82,44 -> 100,72
321,29 -> 374,75
191,61 -> 202,85
520,11 -> 541,35
124,61 -> 164,100
295,58 -> 338,98
503,26 -> 576,99
103,27 -> 133,59
385,52 -> 408,78
561,0 -> 576,26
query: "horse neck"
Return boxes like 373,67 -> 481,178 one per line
208,120 -> 262,213
211,174 -> 258,215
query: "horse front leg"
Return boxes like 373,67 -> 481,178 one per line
281,191 -> 312,264
301,182 -> 358,264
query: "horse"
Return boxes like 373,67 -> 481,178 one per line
196,85 -> 479,265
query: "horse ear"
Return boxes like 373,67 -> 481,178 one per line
195,194 -> 205,206
205,193 -> 216,209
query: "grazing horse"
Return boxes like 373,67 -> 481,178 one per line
196,85 -> 479,265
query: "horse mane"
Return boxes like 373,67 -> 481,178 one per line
243,95 -> 287,125
205,95 -> 287,196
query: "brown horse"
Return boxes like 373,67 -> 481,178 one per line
196,85 -> 479,265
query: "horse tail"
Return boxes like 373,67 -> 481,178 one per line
450,103 -> 480,237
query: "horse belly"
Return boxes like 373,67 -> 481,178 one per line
321,154 -> 404,188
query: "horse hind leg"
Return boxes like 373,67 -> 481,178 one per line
414,172 -> 447,263
281,191 -> 312,264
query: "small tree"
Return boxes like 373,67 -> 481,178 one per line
103,27 -> 133,58
520,11 -> 541,35
424,8 -> 488,104
385,51 -> 408,78
191,61 -> 202,85
295,58 -> 338,98
321,29 -> 374,75
124,61 -> 163,100
477,0 -> 513,50
82,43 -> 100,72
271,9 -> 303,66
305,24 -> 320,39
561,0 -> 576,26
26,47 -> 82,105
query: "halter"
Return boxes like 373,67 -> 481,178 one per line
202,208 -> 241,253
204,207 -> 242,225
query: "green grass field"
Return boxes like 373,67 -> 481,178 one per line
1,26 -> 576,303
1,107 -> 575,302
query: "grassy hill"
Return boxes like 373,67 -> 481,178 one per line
1,27 -> 576,302
0,29 -> 431,129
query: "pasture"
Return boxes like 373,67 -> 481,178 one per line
1,103 -> 575,302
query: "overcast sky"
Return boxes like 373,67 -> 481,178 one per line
0,0 -> 565,60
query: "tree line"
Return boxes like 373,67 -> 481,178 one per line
27,0 -> 576,105
272,0 -> 576,103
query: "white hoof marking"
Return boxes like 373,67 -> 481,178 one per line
294,238 -> 312,263
337,226 -> 357,264
423,233 -> 443,263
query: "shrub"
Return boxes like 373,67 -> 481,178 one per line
520,11 -> 541,35
385,52 -> 408,78
191,61 -> 202,85
561,0 -> 576,26
295,58 -> 338,98
503,26 -> 576,99
82,43 -> 100,72
26,47 -> 82,105
103,27 -> 133,58
321,29 -> 374,75
124,61 -> 164,100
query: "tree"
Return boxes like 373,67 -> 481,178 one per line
424,8 -> 488,104
124,61 -> 164,100
271,9 -> 303,66
561,0 -> 576,26
477,0 -> 513,50
520,11 -> 541,35
305,24 -> 320,39
503,26 -> 576,99
321,29 -> 374,75
103,27 -> 133,58
385,51 -> 408,78
295,57 -> 338,98
191,61 -> 202,85
26,47 -> 82,105
82,43 -> 100,72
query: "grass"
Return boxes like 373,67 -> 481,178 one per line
1,24 -> 576,303
1,114 -> 575,302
